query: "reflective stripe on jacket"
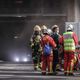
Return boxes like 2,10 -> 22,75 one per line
63,32 -> 75,52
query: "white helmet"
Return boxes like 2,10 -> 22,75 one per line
41,25 -> 47,30
67,24 -> 73,31
41,25 -> 48,34
47,29 -> 52,35
52,25 -> 59,30
34,25 -> 41,31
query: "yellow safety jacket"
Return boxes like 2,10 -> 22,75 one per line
63,32 -> 75,52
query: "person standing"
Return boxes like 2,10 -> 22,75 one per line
41,25 -> 56,75
62,24 -> 78,76
51,25 -> 62,75
30,25 -> 42,70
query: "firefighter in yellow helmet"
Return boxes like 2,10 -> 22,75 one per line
30,25 -> 42,70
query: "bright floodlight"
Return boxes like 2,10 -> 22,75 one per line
23,58 -> 28,62
15,57 -> 19,62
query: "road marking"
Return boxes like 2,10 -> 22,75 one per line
0,71 -> 41,74
0,64 -> 33,65
0,74 -> 79,79
0,66 -> 34,70
14,75 -> 80,78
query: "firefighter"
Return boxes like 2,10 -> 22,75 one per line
30,25 -> 42,70
41,25 -> 56,75
61,24 -> 78,76
51,25 -> 62,75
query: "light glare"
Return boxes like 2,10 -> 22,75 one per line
23,58 -> 28,62
15,57 -> 19,62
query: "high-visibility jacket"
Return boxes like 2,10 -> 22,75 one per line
63,32 -> 75,52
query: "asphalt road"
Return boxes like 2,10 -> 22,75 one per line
0,62 -> 79,80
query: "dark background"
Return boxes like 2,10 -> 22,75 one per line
0,0 -> 68,61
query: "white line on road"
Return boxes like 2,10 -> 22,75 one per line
0,75 -> 79,79
14,75 -> 80,79
0,71 -> 41,74
0,66 -> 34,70
0,74 -> 15,78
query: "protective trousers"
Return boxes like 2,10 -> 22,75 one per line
41,54 -> 53,74
64,52 -> 74,74
32,51 -> 39,70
